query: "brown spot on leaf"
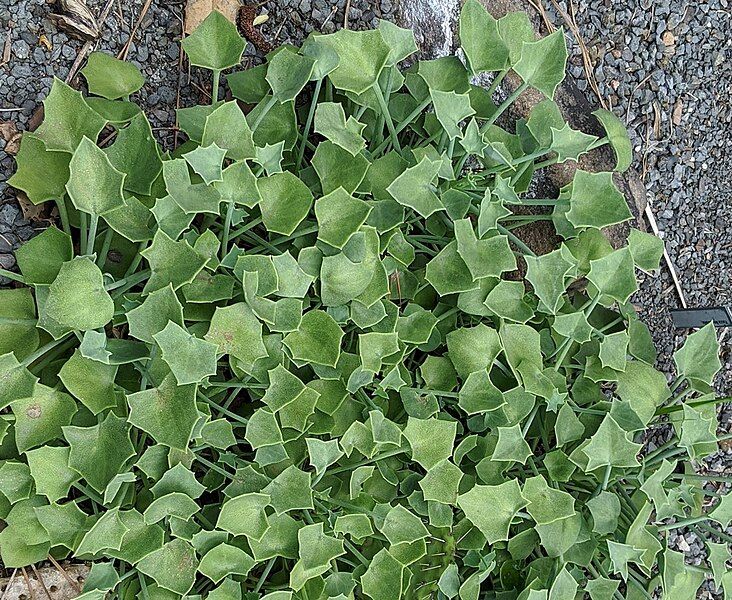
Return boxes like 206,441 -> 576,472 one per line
26,404 -> 42,419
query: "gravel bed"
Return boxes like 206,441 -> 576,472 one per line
0,0 -> 729,591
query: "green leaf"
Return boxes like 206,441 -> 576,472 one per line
586,248 -> 638,304
266,47 -> 315,102
593,108 -> 632,172
26,446 -> 79,502
313,140 -> 370,195
419,459 -> 463,505
431,90 -> 475,140
458,370 -> 504,415
64,412 -> 135,493
627,229 -> 664,272
454,219 -> 516,280
582,414 -> 642,471
183,143 -> 226,185
661,547 -> 705,599
315,187 -> 372,249
215,160 -> 261,208
76,508 -> 129,557
264,465 -> 314,515
127,284 -> 184,343
205,302 -> 267,370
493,423 -> 532,464
457,480 -> 528,544
142,229 -> 208,292
199,543 -> 255,584
359,331 -> 400,373
377,20 -> 417,65
82,51 -> 145,100
334,513 -> 373,540
202,100 -> 255,160
137,539 -> 198,596
144,492 -> 199,524
35,78 -> 106,153
258,171 -> 314,235
361,549 -> 405,600
0,352 -> 37,410
45,256 -> 114,330
284,309 -> 343,368
290,522 -> 345,590
514,29 -> 568,98
549,123 -> 598,162
523,475 -> 576,526
66,136 -> 126,215
586,490 -> 621,535
566,170 -> 632,230
425,241 -> 476,295
306,438 -> 344,476
379,504 -> 429,545
674,322 -> 721,391
127,373 -> 199,449
154,321 -> 218,384
387,157 -> 443,218
459,0 -> 508,73
105,112 -> 163,196
447,323 -> 502,380
599,331 -> 629,371
314,102 -> 366,156
59,350 -> 118,414
0,288 -> 39,360
403,417 -> 456,469
313,29 -> 391,94
151,463 -> 205,499
7,134 -> 71,204
181,10 -> 246,71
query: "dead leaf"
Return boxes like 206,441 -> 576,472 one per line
50,0 -> 100,41
184,0 -> 240,34
17,192 -> 48,222
39,33 -> 53,51
0,121 -> 21,155
28,105 -> 44,132
672,100 -> 683,126
661,30 -> 675,46
1,27 -> 12,67
652,101 -> 661,139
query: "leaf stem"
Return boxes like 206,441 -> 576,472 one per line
482,81 -> 529,130
86,213 -> 99,256
221,200 -> 235,260
96,227 -> 114,268
328,447 -> 407,475
56,197 -> 71,235
496,224 -> 536,257
372,96 -> 432,156
211,70 -> 220,104
0,268 -> 24,284
486,68 -> 509,98
657,515 -> 711,532
21,333 -> 73,368
373,83 -> 401,153
250,96 -> 278,132
296,78 -> 323,170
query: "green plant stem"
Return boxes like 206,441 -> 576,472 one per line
79,211 -> 88,254
486,68 -> 509,98
696,520 -> 732,544
482,81 -> 529,130
211,70 -> 220,104
229,217 -> 263,242
328,448 -> 407,475
86,213 -> 99,256
372,96 -> 432,156
56,197 -> 71,235
96,227 -> 113,267
21,334 -> 73,368
194,454 -> 235,479
221,200 -> 235,260
496,224 -> 536,257
106,269 -> 151,294
296,78 -> 323,170
670,473 -> 732,484
373,83 -> 402,153
254,558 -> 277,593
657,515 -> 711,532
656,395 -> 731,415
198,392 -> 248,425
251,96 -> 278,132
0,268 -> 24,283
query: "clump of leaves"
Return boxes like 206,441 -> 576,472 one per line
2,4 -> 730,599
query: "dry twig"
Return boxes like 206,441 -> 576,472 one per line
118,0 -> 154,61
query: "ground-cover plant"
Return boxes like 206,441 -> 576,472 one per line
2,2 -> 730,598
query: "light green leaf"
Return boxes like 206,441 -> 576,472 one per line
514,29 -> 568,98
266,47 -> 315,102
142,229 -> 208,293
290,522 -> 345,590
205,302 -> 267,370
549,123 -> 599,163
419,459 -> 463,505
127,284 -> 184,343
493,423 -> 532,464
586,247 -> 638,304
7,134 -> 71,204
35,78 -> 106,153
81,51 -> 145,99
593,108 -> 632,172
431,90 -> 475,140
459,0 -> 508,73
183,143 -> 226,185
457,480 -> 528,544
582,414 -> 642,471
377,20 -> 417,65
202,100 -> 255,160
379,504 -> 429,545
313,140 -> 370,195
144,492 -> 199,524
76,508 -> 129,557
587,490 -> 621,535
66,136 -> 126,215
154,321 -> 218,384
199,543 -> 255,584
127,373 -> 199,449
361,549 -> 405,600
314,102 -> 366,156
425,241 -> 476,296
359,331 -> 400,373
137,539 -> 198,596
387,156 -> 443,218
45,256 -> 114,330
258,171 -> 314,235
627,229 -> 664,272
403,417 -> 456,469
315,187 -> 372,249
447,323 -> 502,380
59,350 -> 118,414
264,465 -> 313,515
284,309 -> 343,368
566,170 -> 632,230
26,446 -> 78,503
674,322 -> 721,391
181,10 -> 245,71
599,331 -> 629,372
162,158 -> 222,214
454,219 -> 516,280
